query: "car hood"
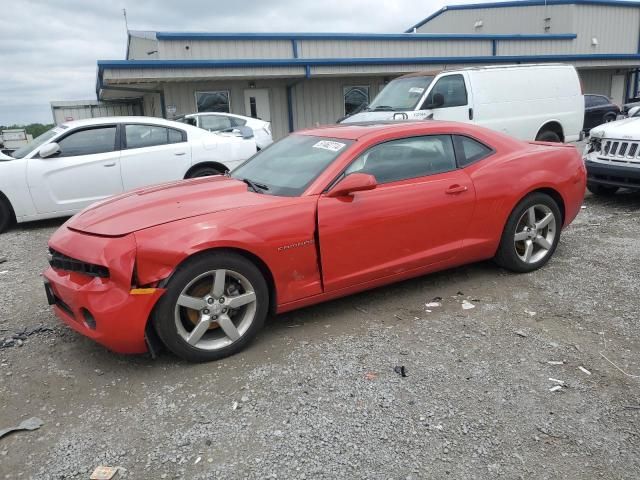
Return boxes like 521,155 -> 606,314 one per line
66,176 -> 283,237
590,116 -> 640,139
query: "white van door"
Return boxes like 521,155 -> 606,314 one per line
419,73 -> 473,123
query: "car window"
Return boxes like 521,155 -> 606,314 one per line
168,128 -> 185,144
57,126 -> 117,157
229,117 -> 247,127
595,96 -> 611,106
199,115 -> 233,132
585,95 -> 596,107
454,135 -> 493,167
125,125 -> 169,149
345,135 -> 456,184
422,75 -> 468,109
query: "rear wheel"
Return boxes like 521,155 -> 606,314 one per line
587,183 -> 619,196
186,166 -> 223,179
535,130 -> 562,143
604,113 -> 617,123
494,193 -> 561,273
0,198 -> 12,234
153,252 -> 269,362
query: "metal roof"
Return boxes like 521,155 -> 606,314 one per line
406,0 -> 640,33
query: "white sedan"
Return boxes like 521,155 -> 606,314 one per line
0,116 -> 257,232
178,112 -> 273,150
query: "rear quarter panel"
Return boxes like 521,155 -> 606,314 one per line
461,142 -> 585,259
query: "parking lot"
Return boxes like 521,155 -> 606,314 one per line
0,185 -> 638,479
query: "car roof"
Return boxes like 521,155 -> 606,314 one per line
59,116 -> 194,130
295,120 -> 482,141
185,112 -> 263,122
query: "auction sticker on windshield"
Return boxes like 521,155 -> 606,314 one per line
313,140 -> 346,152
409,87 -> 425,94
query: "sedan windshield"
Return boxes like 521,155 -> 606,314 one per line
231,135 -> 352,196
10,127 -> 62,159
368,76 -> 435,111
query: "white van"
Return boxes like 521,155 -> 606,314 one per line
342,64 -> 584,143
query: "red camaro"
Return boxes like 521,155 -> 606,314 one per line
44,121 -> 586,362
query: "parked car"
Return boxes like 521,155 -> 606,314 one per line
622,95 -> 640,115
43,120 -> 586,362
583,106 -> 640,196
341,64 -> 584,143
0,116 -> 256,233
583,94 -> 620,132
178,112 -> 273,150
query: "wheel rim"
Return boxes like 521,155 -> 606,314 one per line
174,269 -> 257,351
513,204 -> 556,264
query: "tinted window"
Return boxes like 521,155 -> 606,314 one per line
125,125 -> 169,149
585,95 -> 596,107
57,127 -> 117,157
196,91 -> 230,113
199,115 -> 233,131
344,86 -> 370,115
168,128 -> 185,144
345,135 -> 456,184
230,117 -> 247,127
423,75 -> 468,108
594,96 -> 610,106
231,135 -> 352,197
454,135 -> 493,167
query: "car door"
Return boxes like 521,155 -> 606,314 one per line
26,124 -> 123,214
119,123 -> 191,191
317,134 -> 476,292
584,95 -> 602,130
419,74 -> 472,123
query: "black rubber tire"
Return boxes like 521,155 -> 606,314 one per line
604,113 -> 617,123
535,130 -> 562,143
494,192 -> 562,273
185,166 -> 223,179
0,198 -> 12,234
153,252 -> 269,362
587,183 -> 619,196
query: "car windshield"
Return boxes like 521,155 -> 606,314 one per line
10,127 -> 63,159
231,135 -> 352,196
368,75 -> 435,111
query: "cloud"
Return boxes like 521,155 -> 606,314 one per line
0,0 -> 463,125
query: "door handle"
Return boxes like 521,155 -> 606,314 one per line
445,184 -> 468,194
103,162 -> 116,167
174,152 -> 186,156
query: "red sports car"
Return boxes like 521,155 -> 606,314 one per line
44,121 -> 586,362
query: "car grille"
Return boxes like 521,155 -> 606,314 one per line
598,139 -> 640,165
48,248 -> 109,278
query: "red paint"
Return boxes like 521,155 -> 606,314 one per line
45,121 -> 586,354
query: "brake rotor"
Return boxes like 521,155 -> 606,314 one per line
185,281 -> 221,331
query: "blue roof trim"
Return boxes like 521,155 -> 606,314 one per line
156,31 -> 576,41
405,0 -> 640,32
98,53 -> 640,71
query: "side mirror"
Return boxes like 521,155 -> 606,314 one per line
428,92 -> 445,109
38,142 -> 60,158
326,173 -> 377,198
237,126 -> 254,139
628,106 -> 640,118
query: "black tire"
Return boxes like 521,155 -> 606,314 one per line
535,130 -> 562,143
0,198 -> 12,234
604,113 -> 617,123
494,192 -> 562,273
185,166 -> 223,179
587,183 -> 619,196
153,251 -> 269,362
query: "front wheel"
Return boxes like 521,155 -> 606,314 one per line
494,193 -> 562,273
0,199 -> 12,234
535,130 -> 561,143
185,166 -> 223,179
153,252 -> 269,362
587,183 -> 619,196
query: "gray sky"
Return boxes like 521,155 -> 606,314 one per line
0,0 -> 472,126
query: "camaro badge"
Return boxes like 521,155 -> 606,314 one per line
277,239 -> 314,252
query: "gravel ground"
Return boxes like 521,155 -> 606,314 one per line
1,188 -> 639,479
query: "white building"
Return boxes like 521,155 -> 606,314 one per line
94,0 -> 640,139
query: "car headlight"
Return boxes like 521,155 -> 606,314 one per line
587,137 -> 601,154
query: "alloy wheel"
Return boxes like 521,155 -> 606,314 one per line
174,269 -> 257,351
513,204 -> 556,264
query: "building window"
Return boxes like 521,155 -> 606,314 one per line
196,91 -> 231,113
344,86 -> 370,116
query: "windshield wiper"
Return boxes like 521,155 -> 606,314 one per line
241,178 -> 269,193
